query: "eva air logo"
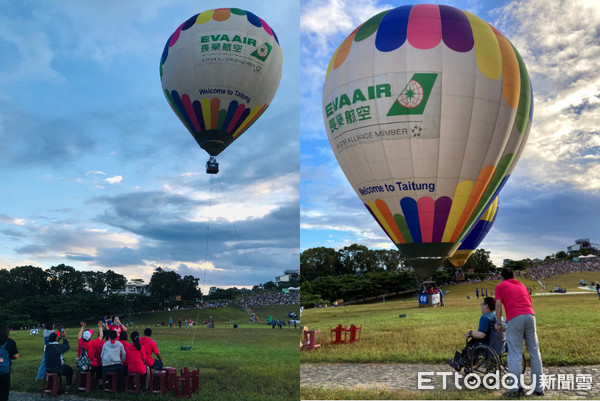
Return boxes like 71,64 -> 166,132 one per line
250,42 -> 272,61
387,73 -> 438,116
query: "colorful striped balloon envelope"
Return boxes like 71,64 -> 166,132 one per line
322,4 -> 533,278
161,8 -> 282,158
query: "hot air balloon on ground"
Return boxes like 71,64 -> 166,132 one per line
161,8 -> 283,173
322,4 -> 532,278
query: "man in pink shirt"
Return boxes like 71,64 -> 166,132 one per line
494,268 -> 543,396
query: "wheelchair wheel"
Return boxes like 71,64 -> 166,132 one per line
499,352 -> 526,374
464,345 -> 501,387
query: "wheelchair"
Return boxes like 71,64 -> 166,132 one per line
461,339 -> 526,385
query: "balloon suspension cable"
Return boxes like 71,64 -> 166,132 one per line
190,175 -> 214,350
216,176 -> 261,289
103,172 -> 200,271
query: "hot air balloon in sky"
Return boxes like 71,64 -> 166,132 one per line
322,4 -> 533,278
161,8 -> 283,174
448,196 -> 499,268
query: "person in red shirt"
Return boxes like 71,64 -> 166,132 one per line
118,331 -> 129,368
76,322 -> 95,361
124,331 -> 149,390
91,322 -> 107,387
494,268 -> 543,396
106,316 -> 127,337
139,328 -> 164,370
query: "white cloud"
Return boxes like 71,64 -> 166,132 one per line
106,175 -> 123,184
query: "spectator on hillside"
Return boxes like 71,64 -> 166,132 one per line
101,330 -> 126,386
0,324 -> 19,401
35,321 -> 55,381
139,328 -> 164,371
45,331 -> 73,393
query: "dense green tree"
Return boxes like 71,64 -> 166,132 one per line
149,267 -> 181,300
374,249 -> 403,271
10,265 -> 49,297
82,271 -> 106,293
180,275 -> 201,300
104,270 -> 127,291
338,244 -> 378,274
47,264 -> 85,295
300,246 -> 340,281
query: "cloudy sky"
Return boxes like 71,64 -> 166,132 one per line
300,0 -> 600,267
0,1 -> 300,293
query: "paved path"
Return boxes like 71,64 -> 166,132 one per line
301,363 -> 600,399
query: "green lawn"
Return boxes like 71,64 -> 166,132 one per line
300,272 -> 600,366
300,273 -> 600,399
9,305 -> 300,401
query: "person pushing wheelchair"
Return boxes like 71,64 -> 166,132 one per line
448,296 -> 505,371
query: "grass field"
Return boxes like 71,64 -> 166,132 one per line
300,272 -> 600,366
9,304 -> 300,401
300,273 -> 600,399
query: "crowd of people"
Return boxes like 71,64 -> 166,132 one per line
240,291 -> 300,307
32,316 -> 163,394
523,258 -> 600,281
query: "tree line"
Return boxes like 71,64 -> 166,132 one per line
0,264 -> 202,328
300,244 -> 498,306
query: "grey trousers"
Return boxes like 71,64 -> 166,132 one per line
506,313 -> 543,392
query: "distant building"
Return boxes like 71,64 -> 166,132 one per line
567,238 -> 600,254
209,287 -> 218,294
108,282 -> 150,296
275,269 -> 299,284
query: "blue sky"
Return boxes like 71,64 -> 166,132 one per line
0,1 -> 300,293
300,0 -> 600,266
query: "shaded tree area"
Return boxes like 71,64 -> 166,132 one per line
0,264 -> 128,304
301,244 -> 499,307
0,292 -> 161,330
0,264 -> 201,329
148,267 -> 202,303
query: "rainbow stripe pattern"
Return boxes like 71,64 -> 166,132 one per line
163,89 -> 268,155
160,8 -> 279,156
449,197 -> 499,267
365,154 -> 512,248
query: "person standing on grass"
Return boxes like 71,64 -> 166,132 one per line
0,324 -> 19,401
494,267 -> 543,396
35,321 -> 55,381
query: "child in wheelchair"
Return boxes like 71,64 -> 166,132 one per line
448,297 -> 506,371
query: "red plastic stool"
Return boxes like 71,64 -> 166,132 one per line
41,372 -> 62,397
76,370 -> 93,393
175,375 -> 191,398
190,369 -> 199,393
150,370 -> 167,395
104,371 -> 119,393
126,371 -> 142,395
164,367 -> 177,392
